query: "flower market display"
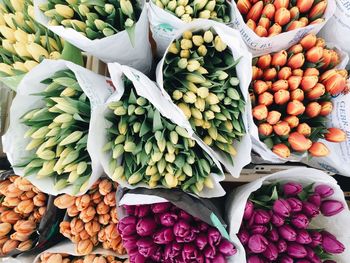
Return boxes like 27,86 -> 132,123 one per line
251,33 -> 348,158
238,181 -> 345,262
38,253 -> 127,263
54,178 -> 125,255
118,201 -> 237,263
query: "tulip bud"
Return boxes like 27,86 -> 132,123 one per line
324,74 -> 346,95
266,111 -> 281,125
273,199 -> 291,217
258,18 -> 271,31
2,239 -> 19,255
275,8 -> 290,26
237,0 -> 251,14
252,105 -> 268,120
321,231 -> 345,254
274,90 -> 290,105
305,102 -> 321,117
279,225 -> 297,241
259,123 -> 273,137
286,242 -> 307,258
272,50 -> 288,66
306,83 -> 325,100
268,23 -> 282,36
246,19 -> 257,31
262,68 -> 276,81
289,89 -> 304,102
287,100 -> 305,116
300,34 -> 317,50
286,20 -> 305,31
288,132 -> 312,151
287,53 -> 305,69
262,3 -> 275,19
262,242 -> 278,261
303,201 -> 320,218
283,116 -> 299,129
309,1 -> 327,21
273,144 -> 291,158
296,229 -> 312,244
274,0 -> 289,9
252,66 -> 263,80
289,44 -> 303,55
257,54 -> 272,69
247,1 -> 263,21
251,226 -> 268,236
273,121 -> 291,136
297,0 -> 314,13
258,92 -> 274,106
314,184 -> 334,198
283,182 -> 303,196
291,213 -> 309,229
0,223 -> 12,237
297,123 -> 311,137
277,67 -> 291,80
271,213 -> 285,227
306,46 -> 323,63
271,80 -> 288,92
319,101 -> 333,116
247,255 -> 265,263
287,76 -> 301,91
255,25 -> 268,37
248,234 -> 268,253
320,200 -> 344,216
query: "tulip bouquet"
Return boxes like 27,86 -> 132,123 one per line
118,201 -> 237,262
38,253 -> 127,263
0,0 -> 63,78
54,178 -> 125,255
157,23 -> 252,172
0,172 -> 62,257
238,180 -> 346,262
250,33 -> 348,159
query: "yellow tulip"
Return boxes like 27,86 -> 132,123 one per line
0,25 -> 15,42
13,42 -> 32,58
3,14 -> 16,29
10,0 -> 24,12
14,28 -> 28,43
40,36 -> 59,50
49,51 -> 61,59
55,4 -> 74,19
2,40 -> 16,53
0,63 -> 14,76
28,5 -> 34,17
13,62 -> 28,72
27,43 -> 49,62
24,60 -> 39,71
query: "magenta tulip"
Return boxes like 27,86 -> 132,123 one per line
306,247 -> 321,263
271,213 -> 285,227
175,227 -> 197,243
218,239 -> 237,256
129,252 -> 146,263
309,231 -> 322,247
254,209 -> 271,224
164,242 -> 182,260
179,210 -> 193,221
244,200 -> 254,220
273,199 -> 292,217
267,228 -> 279,242
279,225 -> 297,241
321,231 -> 345,254
283,182 -> 303,196
173,220 -> 191,238
151,202 -> 171,213
160,212 -> 178,227
182,243 -> 198,261
296,229 -> 312,244
280,255 -> 294,263
277,239 -> 287,253
262,242 -> 278,261
134,205 -> 151,217
287,242 -> 307,258
251,225 -> 268,234
212,253 -> 226,263
320,200 -> 344,216
153,228 -> 174,244
208,227 -> 222,247
203,245 -> 216,258
247,255 -> 265,263
136,217 -> 157,237
118,215 -> 137,236
124,205 -> 135,215
291,213 -> 309,229
303,201 -> 320,218
136,238 -> 157,258
151,247 -> 162,262
248,234 -> 268,253
287,197 -> 303,212
121,234 -> 138,250
315,184 -> 334,198
308,193 -> 321,207
238,229 -> 250,245
198,222 -> 209,231
196,233 -> 208,250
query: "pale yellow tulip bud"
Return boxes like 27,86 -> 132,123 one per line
0,63 -> 14,76
2,40 -> 15,53
55,4 -> 74,18
24,60 -> 39,71
27,43 -> 49,62
0,25 -> 15,41
13,62 -> 27,72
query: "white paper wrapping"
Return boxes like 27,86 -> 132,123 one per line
89,62 -> 226,198
155,19 -> 253,178
34,0 -> 152,73
229,0 -> 336,57
2,59 -> 114,196
225,167 -> 350,262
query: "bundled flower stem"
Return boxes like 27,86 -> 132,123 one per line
162,28 -> 246,160
152,0 -> 230,23
18,69 -> 92,194
104,78 -> 220,194
235,0 -> 327,37
118,202 -> 237,262
251,33 -> 348,158
39,0 -> 142,40
54,178 -> 125,255
0,0 -> 63,77
38,252 -> 127,263
0,174 -> 48,256
238,181 -> 345,262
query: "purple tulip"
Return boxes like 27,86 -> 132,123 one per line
196,253 -> 204,263
315,184 -> 334,198
273,199 -> 292,217
279,225 -> 297,241
247,255 -> 264,263
198,222 -> 209,231
212,253 -> 226,263
164,242 -> 182,260
129,252 -> 146,263
173,220 -> 191,238
178,210 -> 193,221
283,182 -> 303,196
271,213 -> 285,227
153,228 -> 174,244
291,213 -> 309,229
287,198 -> 303,213
251,225 -> 268,234
280,255 -> 293,263
254,209 -> 271,224
136,217 -> 157,237
237,229 -> 250,245
307,193 -> 321,207
262,242 -> 278,261
182,243 -> 198,261
266,228 -> 279,242
159,212 -> 178,227
118,215 -> 137,236
302,201 -> 320,218
196,233 -> 208,250
248,234 -> 268,253
208,227 -> 222,247
320,200 -> 344,216
175,227 -> 197,243
277,239 -> 287,253
134,205 -> 151,217
121,234 -> 138,251
203,245 -> 216,258
309,231 -> 322,247
296,229 -> 312,244
321,231 -> 345,254
287,242 -> 307,258
151,246 -> 163,262
244,200 -> 254,220
123,205 -> 135,215
306,247 -> 321,263
136,238 -> 157,258
218,239 -> 236,256
151,202 -> 171,213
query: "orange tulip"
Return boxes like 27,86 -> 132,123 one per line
292,69 -> 304,77
299,17 -> 309,26
309,1 -> 327,21
304,68 -> 319,76
77,240 -> 94,255
247,19 -> 257,31
252,104 -> 268,120
259,123 -> 273,136
274,121 -> 291,136
287,53 -> 305,69
272,79 -> 289,92
297,0 -> 314,13
337,69 -> 348,79
257,54 -> 272,69
268,23 -> 282,36
325,128 -> 347,142
266,81 -> 272,89
254,80 -> 269,94
330,50 -> 340,67
252,66 -> 263,80
262,3 -> 275,20
288,132 -> 312,152
263,68 -> 277,80
288,75 -> 302,90
274,90 -> 290,105
306,46 -> 323,63
258,92 -> 274,106
275,7 -> 291,26
267,111 -> 281,125
315,38 -> 326,47
306,83 -> 325,100
237,0 -> 252,14
284,115 -> 300,128
297,123 -> 311,137
274,0 -> 289,9
272,50 -> 288,66
305,102 -> 321,117
320,69 -> 337,83
2,239 -> 19,255
301,75 -> 318,91
319,101 -> 333,116
300,34 -> 317,50
286,21 -> 304,31
258,17 -> 270,30
324,74 -> 346,95
278,67 -> 292,80
255,25 -> 268,37
287,100 -> 305,116
320,49 -> 332,69
273,143 -> 291,158
309,18 -> 325,24
289,6 -> 300,19
288,44 -> 303,54
247,1 -> 264,21
309,142 -> 329,157
290,88 -> 304,101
